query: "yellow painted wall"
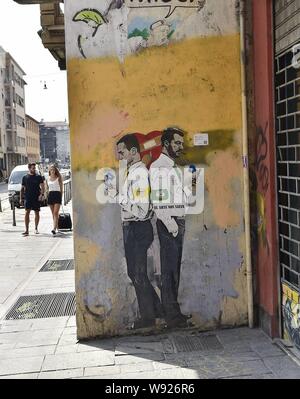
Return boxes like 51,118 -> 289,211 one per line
65,1 -> 248,339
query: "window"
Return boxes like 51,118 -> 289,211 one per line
16,115 -> 25,127
14,72 -> 24,88
16,93 -> 24,107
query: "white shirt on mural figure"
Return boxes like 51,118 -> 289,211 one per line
150,153 -> 192,233
105,160 -> 152,222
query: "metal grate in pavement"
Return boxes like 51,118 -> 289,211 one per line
5,293 -> 76,320
172,334 -> 223,352
40,259 -> 74,272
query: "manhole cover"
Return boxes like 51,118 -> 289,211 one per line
40,259 -> 74,272
172,334 -> 223,352
5,293 -> 76,320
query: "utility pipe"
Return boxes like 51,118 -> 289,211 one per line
239,0 -> 254,328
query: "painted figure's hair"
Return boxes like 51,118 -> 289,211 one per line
161,127 -> 184,147
117,134 -> 140,153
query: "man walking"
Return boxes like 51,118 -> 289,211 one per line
20,163 -> 45,236
105,134 -> 163,329
150,127 -> 191,328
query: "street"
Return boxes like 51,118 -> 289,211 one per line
0,184 -> 9,212
0,184 -> 7,195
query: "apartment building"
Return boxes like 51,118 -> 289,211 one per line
40,121 -> 70,166
0,46 -> 27,176
26,114 -> 40,163
0,51 -> 5,178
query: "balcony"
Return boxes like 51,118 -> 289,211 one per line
14,1 -> 66,70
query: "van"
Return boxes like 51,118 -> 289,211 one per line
8,164 -> 46,208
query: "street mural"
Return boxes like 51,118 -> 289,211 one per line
102,128 -> 204,329
65,0 -> 248,338
282,283 -> 300,349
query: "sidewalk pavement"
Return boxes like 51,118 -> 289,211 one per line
1,203 -> 300,379
0,202 -> 74,319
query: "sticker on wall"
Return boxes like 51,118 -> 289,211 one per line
194,133 -> 209,146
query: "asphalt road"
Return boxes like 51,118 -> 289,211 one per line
0,183 -> 8,195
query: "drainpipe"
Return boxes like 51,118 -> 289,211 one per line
239,0 -> 254,328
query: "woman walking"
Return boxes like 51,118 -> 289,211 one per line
47,165 -> 63,236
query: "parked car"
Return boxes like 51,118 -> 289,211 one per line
8,164 -> 47,208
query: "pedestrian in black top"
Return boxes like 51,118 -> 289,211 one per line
20,163 -> 45,236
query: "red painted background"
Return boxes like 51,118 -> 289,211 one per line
252,0 -> 280,337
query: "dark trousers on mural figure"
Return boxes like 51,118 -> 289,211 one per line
122,220 -> 163,323
156,217 -> 186,324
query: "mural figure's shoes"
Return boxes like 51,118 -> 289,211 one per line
166,317 -> 188,329
182,314 -> 192,321
132,318 -> 156,330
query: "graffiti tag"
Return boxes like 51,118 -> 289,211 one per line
127,0 -> 206,18
256,122 -> 269,193
255,122 -> 270,254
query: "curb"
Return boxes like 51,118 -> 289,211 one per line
274,338 -> 300,367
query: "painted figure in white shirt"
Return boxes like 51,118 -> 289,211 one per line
106,134 -> 163,330
150,127 -> 191,328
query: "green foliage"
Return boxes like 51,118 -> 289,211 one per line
128,28 -> 150,40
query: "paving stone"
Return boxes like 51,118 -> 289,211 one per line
0,356 -> 44,376
115,343 -> 164,356
0,343 -> 16,351
115,353 -> 165,365
42,351 -> 115,371
120,362 -> 155,374
250,342 -> 286,358
219,342 -> 253,353
55,345 -> 78,354
30,317 -> 69,330
152,361 -> 181,370
263,356 -> 300,378
0,373 -> 39,379
181,368 -> 210,379
184,358 -> 271,379
84,365 -> 121,377
222,373 -> 275,379
0,345 -> 55,359
66,317 -> 76,327
58,335 -> 78,345
201,351 -> 261,363
61,326 -> 77,335
76,341 -> 115,353
13,329 -> 63,348
38,368 -> 84,379
117,368 -> 185,379
0,320 -> 33,332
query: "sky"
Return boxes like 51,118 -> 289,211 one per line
0,1 -> 68,123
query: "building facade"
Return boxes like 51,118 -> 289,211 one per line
39,120 -> 70,166
39,122 -> 57,164
0,51 -> 5,177
14,0 -> 300,348
0,46 -> 27,176
25,114 -> 40,163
